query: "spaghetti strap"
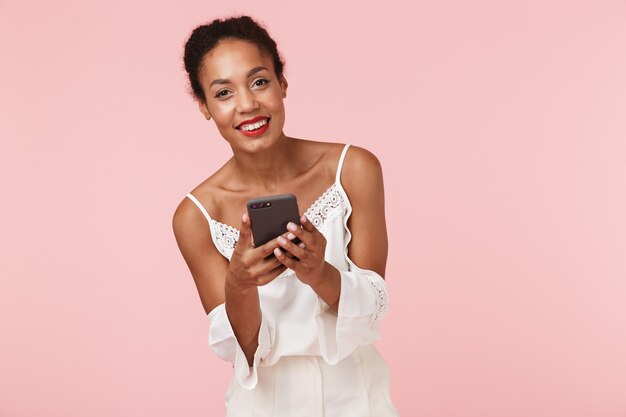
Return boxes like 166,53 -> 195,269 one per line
335,143 -> 351,184
186,192 -> 213,225
185,193 -> 238,260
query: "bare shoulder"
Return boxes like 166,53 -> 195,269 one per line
171,193 -> 214,268
172,173 -> 222,234
172,194 -> 207,237
176,159 -> 234,225
172,187 -> 229,315
171,171 -> 228,270
287,138 -> 351,188
291,140 -> 385,204
340,145 -> 384,202
338,144 -> 387,276
343,145 -> 382,172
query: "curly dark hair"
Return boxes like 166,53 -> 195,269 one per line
182,15 -> 286,104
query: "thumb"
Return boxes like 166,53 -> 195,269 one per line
300,214 -> 317,233
239,213 -> 254,248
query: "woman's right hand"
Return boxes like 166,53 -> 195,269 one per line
225,213 -> 289,292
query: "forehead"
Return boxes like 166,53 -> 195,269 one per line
200,38 -> 273,83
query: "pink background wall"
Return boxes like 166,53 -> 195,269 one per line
1,0 -> 625,416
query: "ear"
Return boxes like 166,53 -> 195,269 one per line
198,99 -> 212,120
279,75 -> 288,98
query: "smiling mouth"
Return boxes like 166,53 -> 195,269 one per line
238,117 -> 270,132
237,117 -> 271,137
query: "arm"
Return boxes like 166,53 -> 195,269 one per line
274,145 -> 388,303
172,200 -> 285,385
340,146 -> 388,280
172,197 -> 230,315
274,146 -> 390,363
317,145 -> 388,310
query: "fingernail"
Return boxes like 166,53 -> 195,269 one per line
287,222 -> 297,231
301,215 -> 307,223
277,236 -> 287,245
287,233 -> 296,240
274,248 -> 282,256
242,213 -> 248,223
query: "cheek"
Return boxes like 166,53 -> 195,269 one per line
266,90 -> 286,113
209,104 -> 234,127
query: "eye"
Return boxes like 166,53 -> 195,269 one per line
252,78 -> 269,88
214,89 -> 232,99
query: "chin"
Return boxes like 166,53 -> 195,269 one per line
242,135 -> 280,153
237,129 -> 284,151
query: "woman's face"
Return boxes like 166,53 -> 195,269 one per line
197,38 -> 288,153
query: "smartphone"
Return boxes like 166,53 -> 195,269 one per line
247,194 -> 301,247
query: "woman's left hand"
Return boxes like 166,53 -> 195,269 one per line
273,214 -> 330,287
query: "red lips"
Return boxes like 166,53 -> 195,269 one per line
236,116 -> 269,129
238,119 -> 270,137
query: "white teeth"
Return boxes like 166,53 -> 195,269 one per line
240,118 -> 268,131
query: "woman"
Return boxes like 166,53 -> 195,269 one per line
173,15 -> 399,416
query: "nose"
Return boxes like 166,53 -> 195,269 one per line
235,89 -> 259,113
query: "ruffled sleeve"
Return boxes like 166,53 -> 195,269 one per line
315,179 -> 390,365
207,303 -> 272,390
316,262 -> 389,365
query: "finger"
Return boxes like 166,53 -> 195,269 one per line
277,235 -> 308,260
258,253 -> 284,273
284,230 -> 302,252
255,264 -> 288,286
286,221 -> 316,248
256,238 -> 281,257
273,247 -> 299,270
255,231 -> 291,257
283,250 -> 298,259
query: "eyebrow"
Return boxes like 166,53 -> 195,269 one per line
209,66 -> 269,88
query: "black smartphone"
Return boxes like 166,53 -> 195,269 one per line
247,194 -> 301,247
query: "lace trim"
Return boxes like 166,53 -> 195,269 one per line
211,221 -> 239,255
369,279 -> 388,324
303,184 -> 344,230
209,183 -> 345,257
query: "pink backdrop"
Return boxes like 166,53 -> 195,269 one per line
1,0 -> 625,416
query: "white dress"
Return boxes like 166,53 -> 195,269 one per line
186,144 -> 399,417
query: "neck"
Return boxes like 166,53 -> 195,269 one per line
229,134 -> 302,192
